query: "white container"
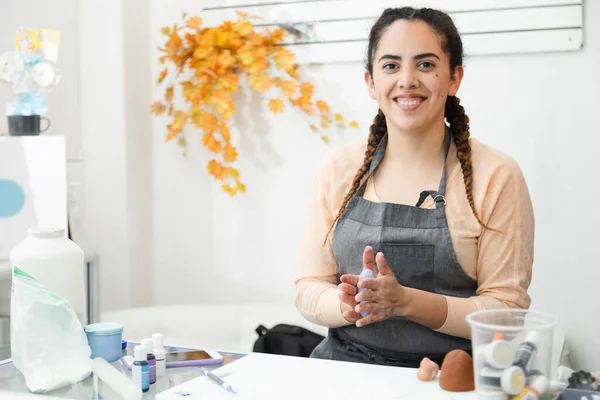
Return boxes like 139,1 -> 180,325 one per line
10,228 -> 87,326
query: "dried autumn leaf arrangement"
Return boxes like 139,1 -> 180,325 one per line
150,10 -> 359,196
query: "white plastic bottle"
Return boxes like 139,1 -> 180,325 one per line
10,228 -> 87,325
152,333 -> 166,377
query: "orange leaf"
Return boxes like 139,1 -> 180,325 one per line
208,159 -> 228,181
228,168 -> 239,179
215,72 -> 239,92
202,132 -> 222,154
157,68 -> 168,84
216,31 -> 230,47
320,115 -> 331,129
316,100 -> 330,114
273,48 -> 296,71
321,135 -> 330,144
300,102 -> 315,116
349,121 -> 359,128
186,16 -> 202,29
196,112 -> 218,133
279,80 -> 297,97
266,28 -> 285,45
248,71 -> 273,92
161,26 -> 171,35
237,46 -> 254,67
165,110 -> 188,142
209,90 -> 234,120
150,101 -> 166,115
220,122 -> 231,142
180,81 -> 195,101
299,82 -> 314,98
268,98 -> 285,114
235,10 -> 249,18
309,124 -> 319,133
335,113 -> 344,122
232,20 -> 253,36
221,183 -> 237,196
165,86 -> 174,103
223,143 -> 238,162
217,50 -> 236,70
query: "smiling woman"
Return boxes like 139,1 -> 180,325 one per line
294,7 -> 535,368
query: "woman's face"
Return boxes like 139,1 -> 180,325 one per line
365,20 -> 463,135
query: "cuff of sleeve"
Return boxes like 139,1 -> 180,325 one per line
318,287 -> 351,328
433,295 -> 478,339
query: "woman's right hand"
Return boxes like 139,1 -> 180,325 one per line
338,246 -> 375,323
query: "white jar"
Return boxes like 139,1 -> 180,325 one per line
10,228 -> 87,326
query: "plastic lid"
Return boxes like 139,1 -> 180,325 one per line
134,345 -> 147,362
501,366 -> 526,395
152,333 -> 164,349
141,338 -> 153,354
84,322 -> 124,335
28,228 -> 65,239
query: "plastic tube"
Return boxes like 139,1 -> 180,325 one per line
92,357 -> 142,400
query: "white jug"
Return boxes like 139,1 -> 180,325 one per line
10,228 -> 87,326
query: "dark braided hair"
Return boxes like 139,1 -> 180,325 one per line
324,7 -> 495,244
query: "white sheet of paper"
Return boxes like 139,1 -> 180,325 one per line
156,353 -> 476,400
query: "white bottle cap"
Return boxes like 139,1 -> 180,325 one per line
152,333 -> 164,349
141,338 -> 153,354
484,340 -> 514,369
134,345 -> 147,361
501,366 -> 526,395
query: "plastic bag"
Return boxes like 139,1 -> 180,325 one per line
11,266 -> 92,393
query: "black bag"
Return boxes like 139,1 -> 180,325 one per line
252,324 -> 325,357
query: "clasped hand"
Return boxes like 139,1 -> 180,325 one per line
338,246 -> 408,328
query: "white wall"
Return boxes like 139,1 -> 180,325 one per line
77,0 -> 157,312
459,9 -> 600,369
148,0 -> 600,369
78,0 -> 132,312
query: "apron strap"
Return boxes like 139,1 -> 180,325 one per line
356,134 -> 388,197
417,127 -> 452,209
357,126 -> 452,206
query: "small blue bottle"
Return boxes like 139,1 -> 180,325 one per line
132,345 -> 150,392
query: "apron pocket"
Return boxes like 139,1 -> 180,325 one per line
379,243 -> 434,292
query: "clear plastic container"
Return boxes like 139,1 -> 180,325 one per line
10,228 -> 87,326
466,309 -> 557,399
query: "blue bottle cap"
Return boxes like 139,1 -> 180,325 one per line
122,339 -> 127,350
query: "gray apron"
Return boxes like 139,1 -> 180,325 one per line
310,128 -> 477,368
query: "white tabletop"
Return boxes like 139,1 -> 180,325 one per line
158,352 -> 477,400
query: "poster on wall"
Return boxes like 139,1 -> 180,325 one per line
0,135 -> 68,260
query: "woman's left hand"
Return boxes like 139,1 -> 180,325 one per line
350,247 -> 410,328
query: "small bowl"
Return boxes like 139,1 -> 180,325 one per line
85,322 -> 124,362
